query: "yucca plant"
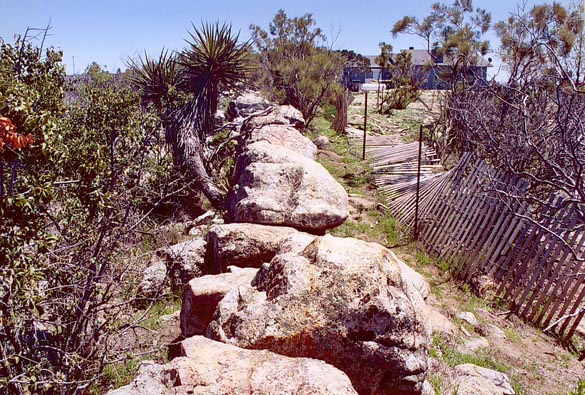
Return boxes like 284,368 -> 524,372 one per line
125,49 -> 183,114
178,22 -> 252,139
126,22 -> 252,208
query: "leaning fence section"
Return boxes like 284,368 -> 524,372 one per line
388,153 -> 585,340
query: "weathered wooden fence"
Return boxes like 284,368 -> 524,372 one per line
388,153 -> 585,339
348,131 -> 444,199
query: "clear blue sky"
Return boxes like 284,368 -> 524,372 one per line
0,0 -> 575,79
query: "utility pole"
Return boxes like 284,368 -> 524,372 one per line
72,56 -> 75,75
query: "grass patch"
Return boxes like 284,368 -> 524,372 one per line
141,296 -> 182,330
504,328 -> 522,344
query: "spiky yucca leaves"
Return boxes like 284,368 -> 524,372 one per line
125,49 -> 183,113
179,22 -> 252,139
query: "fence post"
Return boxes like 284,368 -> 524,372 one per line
362,92 -> 368,160
414,124 -> 423,241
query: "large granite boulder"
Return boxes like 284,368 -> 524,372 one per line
247,124 -> 317,159
242,105 -> 305,131
227,141 -> 349,232
180,266 -> 258,337
206,223 -> 316,273
207,235 -> 431,395
108,336 -> 358,395
226,91 -> 272,120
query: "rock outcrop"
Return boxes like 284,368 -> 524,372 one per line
207,235 -> 431,395
206,223 -> 316,273
227,141 -> 349,232
108,336 -> 358,395
180,266 -> 258,337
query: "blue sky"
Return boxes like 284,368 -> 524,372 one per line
0,0 -> 576,79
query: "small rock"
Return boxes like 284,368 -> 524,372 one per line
138,259 -> 167,299
454,375 -> 502,395
215,109 -> 225,124
314,135 -> 330,149
163,238 -> 206,286
455,363 -> 515,395
485,324 -> 507,340
187,225 -> 206,237
158,311 -> 180,326
457,311 -> 479,327
192,210 -> 216,226
470,273 -> 496,298
458,337 -> 490,354
461,326 -> 472,337
424,305 -> 458,335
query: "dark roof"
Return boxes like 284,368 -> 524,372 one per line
366,49 -> 491,68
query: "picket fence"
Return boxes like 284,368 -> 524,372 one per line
378,149 -> 585,340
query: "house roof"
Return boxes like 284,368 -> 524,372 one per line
366,49 -> 492,68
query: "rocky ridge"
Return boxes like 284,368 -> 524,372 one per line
111,93 -> 517,395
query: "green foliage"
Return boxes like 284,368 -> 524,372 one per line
179,22 -> 252,137
495,2 -> 584,85
569,380 -> 585,395
125,49 -> 184,113
1,35 -> 173,394
127,22 -> 251,208
0,35 -> 66,393
250,10 -> 344,126
382,51 -> 423,110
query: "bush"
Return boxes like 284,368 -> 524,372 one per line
1,36 -> 174,394
250,10 -> 344,126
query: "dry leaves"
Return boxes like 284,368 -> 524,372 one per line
0,116 -> 35,151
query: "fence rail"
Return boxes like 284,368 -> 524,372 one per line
388,152 -> 584,340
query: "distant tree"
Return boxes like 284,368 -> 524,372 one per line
381,51 -> 423,111
250,10 -> 344,126
392,0 -> 491,89
375,42 -> 393,111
